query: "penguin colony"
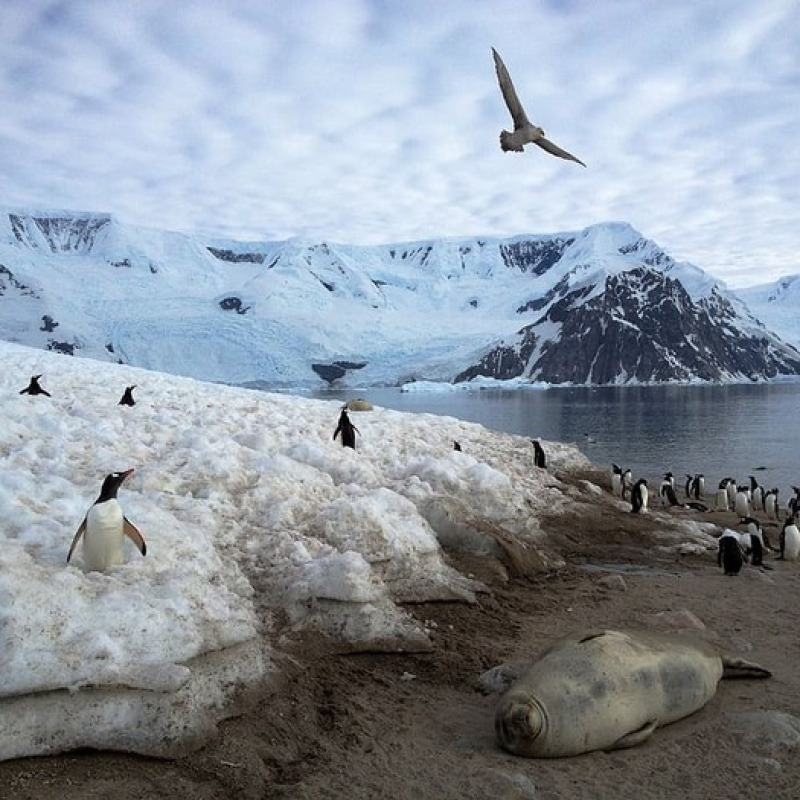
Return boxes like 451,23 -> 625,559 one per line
18,375 -> 396,573
609,462 -> 800,575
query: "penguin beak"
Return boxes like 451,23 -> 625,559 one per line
120,468 -> 135,480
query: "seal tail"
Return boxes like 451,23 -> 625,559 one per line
721,656 -> 772,679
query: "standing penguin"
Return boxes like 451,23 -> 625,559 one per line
333,407 -> 359,449
739,517 -> 766,567
726,478 -> 739,508
734,487 -> 751,519
611,464 -> 623,498
67,469 -> 147,572
19,374 -> 51,396
749,476 -> 764,512
714,487 -> 730,512
660,474 -> 677,507
630,478 -> 648,514
119,385 -> 136,406
621,468 -> 634,501
789,487 -> 800,519
778,517 -> 800,561
764,489 -> 779,520
531,439 -> 547,469
453,440 -> 462,452
718,529 -> 746,576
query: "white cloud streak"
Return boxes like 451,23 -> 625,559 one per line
0,0 -> 797,287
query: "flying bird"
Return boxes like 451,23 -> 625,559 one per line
491,47 -> 586,167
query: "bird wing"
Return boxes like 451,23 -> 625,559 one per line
534,136 -> 587,167
492,48 -> 531,129
124,518 -> 147,556
67,518 -> 87,563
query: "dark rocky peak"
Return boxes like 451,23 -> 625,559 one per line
499,237 -> 575,275
8,212 -> 111,254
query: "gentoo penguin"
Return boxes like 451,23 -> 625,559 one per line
789,486 -> 800,519
684,474 -> 693,499
630,478 -> 648,514
67,469 -> 146,572
764,488 -> 779,520
333,407 -> 359,449
778,517 -> 800,561
119,385 -> 136,406
19,374 -> 51,396
739,517 -> 766,567
453,440 -> 462,452
717,529 -> 746,576
621,468 -> 634,501
748,476 -> 764,511
611,464 -> 623,498
725,478 -> 738,508
714,487 -> 730,512
734,487 -> 751,519
660,474 -> 677,507
531,439 -> 547,469
694,474 -> 705,499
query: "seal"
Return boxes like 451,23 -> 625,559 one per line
494,628 -> 770,758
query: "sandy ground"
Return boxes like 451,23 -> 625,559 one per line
3,466 -> 800,799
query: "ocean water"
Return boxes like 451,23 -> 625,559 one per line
311,383 -> 800,499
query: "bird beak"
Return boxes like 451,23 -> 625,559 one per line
121,468 -> 135,480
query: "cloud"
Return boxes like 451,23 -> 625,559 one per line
0,0 -> 798,287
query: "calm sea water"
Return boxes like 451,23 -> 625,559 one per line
310,383 -> 800,496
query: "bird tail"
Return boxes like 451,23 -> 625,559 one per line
499,130 -> 523,152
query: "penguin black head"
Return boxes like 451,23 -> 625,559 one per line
97,468 -> 135,502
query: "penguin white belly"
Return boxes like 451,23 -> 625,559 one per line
714,489 -> 729,511
640,485 -> 649,512
734,493 -> 750,518
784,525 -> 800,561
83,500 -> 126,572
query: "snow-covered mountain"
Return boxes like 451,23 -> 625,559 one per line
737,276 -> 800,356
2,208 -> 799,387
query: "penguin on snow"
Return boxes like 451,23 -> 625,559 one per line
119,385 -> 136,406
19,374 -> 51,397
67,469 -> 147,572
453,440 -> 462,452
333,407 -> 360,449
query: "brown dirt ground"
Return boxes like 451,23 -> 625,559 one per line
3,467 -> 799,799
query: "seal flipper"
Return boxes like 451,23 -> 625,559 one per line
721,656 -> 771,679
606,719 -> 659,751
66,519 -> 87,563
123,518 -> 147,557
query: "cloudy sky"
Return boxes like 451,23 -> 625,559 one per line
1,0 -> 798,287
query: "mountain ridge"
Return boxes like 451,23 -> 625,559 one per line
1,207 -> 798,387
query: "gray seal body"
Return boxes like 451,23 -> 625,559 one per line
495,629 -> 769,758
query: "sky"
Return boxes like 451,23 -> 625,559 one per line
1,0 -> 798,288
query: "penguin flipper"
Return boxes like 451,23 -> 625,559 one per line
124,518 -> 147,556
67,519 -> 87,563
